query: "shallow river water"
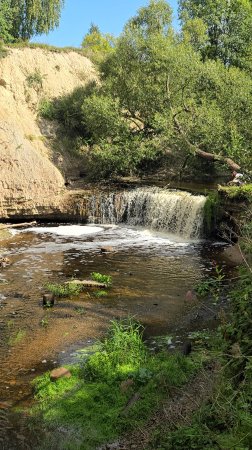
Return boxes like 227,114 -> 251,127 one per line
0,223 -> 228,449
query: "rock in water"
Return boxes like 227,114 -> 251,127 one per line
101,246 -> 114,253
182,342 -> 192,356
43,293 -> 55,307
50,367 -> 71,381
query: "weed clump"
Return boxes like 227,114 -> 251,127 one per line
91,272 -> 112,286
45,282 -> 82,297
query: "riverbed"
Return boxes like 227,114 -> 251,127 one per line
0,222 -> 228,448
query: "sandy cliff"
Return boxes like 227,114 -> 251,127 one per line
0,47 -> 97,219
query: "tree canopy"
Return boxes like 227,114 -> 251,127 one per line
41,0 -> 252,179
179,0 -> 252,69
0,0 -> 64,42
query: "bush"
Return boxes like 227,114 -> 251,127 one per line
91,272 -> 112,286
45,282 -> 82,297
83,319 -> 146,381
38,98 -> 55,120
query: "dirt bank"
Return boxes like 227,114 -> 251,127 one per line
0,47 -> 97,219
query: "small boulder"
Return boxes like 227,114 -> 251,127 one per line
50,367 -> 71,382
101,246 -> 114,253
43,293 -> 55,307
0,257 -> 10,268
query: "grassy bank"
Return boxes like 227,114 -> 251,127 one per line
30,319 -> 202,449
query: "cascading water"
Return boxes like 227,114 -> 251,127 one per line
88,187 -> 206,239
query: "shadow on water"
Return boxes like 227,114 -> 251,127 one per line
0,222 -> 233,449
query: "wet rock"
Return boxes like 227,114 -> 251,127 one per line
50,367 -> 71,381
0,257 -> 10,268
43,293 -> 55,307
100,246 -> 114,253
182,341 -> 192,356
222,244 -> 244,266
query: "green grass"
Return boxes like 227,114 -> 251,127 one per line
9,329 -> 26,346
7,42 -> 84,54
94,290 -> 108,298
31,319 -> 199,449
91,272 -> 112,286
218,183 -> 252,201
45,282 -> 82,298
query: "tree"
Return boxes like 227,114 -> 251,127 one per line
81,23 -> 115,64
179,0 -> 252,69
0,0 -> 14,42
102,0 -> 252,173
2,0 -> 64,41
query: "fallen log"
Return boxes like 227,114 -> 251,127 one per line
0,221 -> 37,230
64,279 -> 107,288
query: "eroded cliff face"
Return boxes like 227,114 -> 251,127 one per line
0,47 -> 97,219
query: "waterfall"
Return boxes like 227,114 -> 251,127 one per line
88,187 -> 206,239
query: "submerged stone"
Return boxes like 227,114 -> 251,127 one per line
50,367 -> 71,381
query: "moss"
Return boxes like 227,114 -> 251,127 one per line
218,184 -> 252,202
203,192 -> 221,236
31,320 -> 200,449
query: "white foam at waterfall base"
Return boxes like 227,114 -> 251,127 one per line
88,187 -> 206,239
25,225 -> 104,237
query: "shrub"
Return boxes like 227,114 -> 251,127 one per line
38,98 -> 55,120
45,282 -> 82,297
83,318 -> 146,381
26,69 -> 46,92
91,272 -> 112,287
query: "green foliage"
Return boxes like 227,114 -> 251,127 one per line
9,329 -> 26,346
44,0 -> 252,179
154,424 -> 216,449
81,94 -> 128,142
82,23 -> 115,65
83,319 -> 146,382
26,69 -> 46,93
91,272 -> 112,287
0,41 -> 8,59
0,0 -> 14,43
32,320 -> 199,449
40,318 -> 49,328
218,184 -> 252,201
204,192 -> 220,235
94,290 -> 108,298
179,0 -> 252,69
45,282 -> 82,297
195,264 -> 225,303
49,83 -> 97,135
38,98 -> 55,120
8,0 -> 64,41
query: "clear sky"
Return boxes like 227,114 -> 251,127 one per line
32,0 -> 179,48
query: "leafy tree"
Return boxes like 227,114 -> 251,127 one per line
101,0 -> 252,173
0,0 -> 14,42
2,0 -> 64,41
82,23 -> 115,64
179,0 -> 252,69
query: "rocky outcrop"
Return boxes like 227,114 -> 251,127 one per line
0,47 -> 97,219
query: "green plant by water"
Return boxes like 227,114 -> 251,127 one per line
195,264 -> 225,303
91,272 -> 112,287
45,282 -> 82,297
31,318 -> 199,449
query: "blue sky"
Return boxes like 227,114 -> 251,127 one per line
32,0 -> 179,48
